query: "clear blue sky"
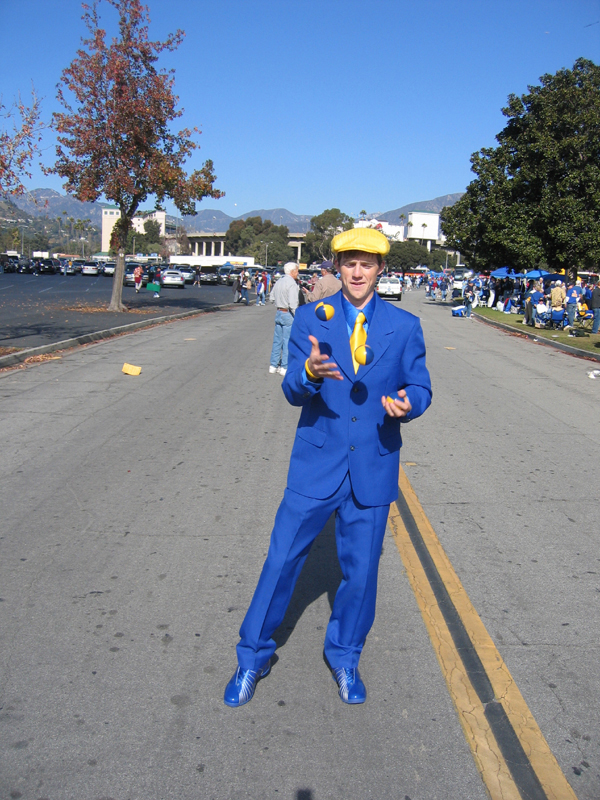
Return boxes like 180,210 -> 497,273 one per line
2,0 -> 599,218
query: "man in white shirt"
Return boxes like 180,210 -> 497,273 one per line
269,262 -> 299,376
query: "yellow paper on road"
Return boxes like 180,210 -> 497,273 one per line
122,363 -> 142,376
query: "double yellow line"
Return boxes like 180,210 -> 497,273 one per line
388,466 -> 578,800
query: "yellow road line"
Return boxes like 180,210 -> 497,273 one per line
388,465 -> 578,800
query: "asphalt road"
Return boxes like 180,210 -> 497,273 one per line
0,291 -> 598,800
0,272 -> 236,350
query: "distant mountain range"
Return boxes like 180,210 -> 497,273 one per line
7,189 -> 464,233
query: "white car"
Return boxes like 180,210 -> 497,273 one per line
102,262 -> 116,276
81,262 -> 99,276
377,274 -> 402,300
160,269 -> 185,289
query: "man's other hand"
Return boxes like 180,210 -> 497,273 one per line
381,390 -> 411,418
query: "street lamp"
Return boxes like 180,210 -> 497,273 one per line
132,236 -> 136,256
265,242 -> 269,268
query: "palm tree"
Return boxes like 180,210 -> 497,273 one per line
360,209 -> 367,220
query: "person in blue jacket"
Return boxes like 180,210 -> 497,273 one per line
224,227 -> 432,707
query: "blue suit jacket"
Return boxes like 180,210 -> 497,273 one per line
281,291 -> 432,507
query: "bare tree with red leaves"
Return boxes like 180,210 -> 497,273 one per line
0,88 -> 44,197
51,0 -> 223,311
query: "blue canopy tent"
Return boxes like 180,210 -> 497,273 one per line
524,269 -> 550,279
490,267 -> 523,280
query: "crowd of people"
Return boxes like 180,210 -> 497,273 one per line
234,264 -> 600,370
419,271 -> 600,333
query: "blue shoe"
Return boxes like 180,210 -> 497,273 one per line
223,661 -> 271,707
331,666 -> 367,704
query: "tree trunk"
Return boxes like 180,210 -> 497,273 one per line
108,249 -> 127,311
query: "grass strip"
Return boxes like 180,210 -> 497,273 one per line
473,306 -> 600,355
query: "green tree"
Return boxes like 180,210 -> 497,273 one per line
385,241 -> 431,272
144,219 -> 162,241
303,208 -> 354,263
442,59 -> 600,275
223,216 -> 294,264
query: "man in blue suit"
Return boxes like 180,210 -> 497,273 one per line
225,227 -> 432,707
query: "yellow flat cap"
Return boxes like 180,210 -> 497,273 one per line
331,227 -> 390,256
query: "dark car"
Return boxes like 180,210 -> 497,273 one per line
200,267 -> 218,284
38,259 -> 60,275
17,259 -> 36,274
1,256 -> 19,273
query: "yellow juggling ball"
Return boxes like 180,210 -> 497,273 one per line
354,344 -> 374,366
315,302 -> 335,321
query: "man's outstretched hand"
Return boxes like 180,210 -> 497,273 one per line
306,335 -> 343,381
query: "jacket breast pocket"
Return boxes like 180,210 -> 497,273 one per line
296,426 -> 327,448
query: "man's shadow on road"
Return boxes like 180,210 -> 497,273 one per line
272,514 -> 341,652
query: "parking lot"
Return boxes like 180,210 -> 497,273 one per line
0,272 -> 236,351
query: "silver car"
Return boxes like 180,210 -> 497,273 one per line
160,269 -> 185,289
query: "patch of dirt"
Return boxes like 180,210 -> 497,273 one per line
54,303 -> 157,315
0,346 -> 22,356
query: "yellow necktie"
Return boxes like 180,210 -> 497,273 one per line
350,312 -> 367,374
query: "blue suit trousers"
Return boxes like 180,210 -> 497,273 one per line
236,473 -> 390,670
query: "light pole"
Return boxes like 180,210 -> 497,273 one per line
132,236 -> 136,257
265,242 -> 269,268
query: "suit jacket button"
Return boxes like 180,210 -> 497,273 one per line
350,445 -> 355,451
351,417 -> 357,422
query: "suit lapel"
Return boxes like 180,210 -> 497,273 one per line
315,291 -> 393,381
312,292 -> 351,379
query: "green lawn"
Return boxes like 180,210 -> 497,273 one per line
473,305 -> 600,356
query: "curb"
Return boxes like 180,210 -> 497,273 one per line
472,312 -> 600,362
0,302 -> 239,369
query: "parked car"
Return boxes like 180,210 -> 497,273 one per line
200,266 -> 218,284
377,274 -> 402,300
38,259 -> 60,275
123,265 -> 148,286
60,262 -> 77,275
228,269 -> 243,286
218,266 -> 232,284
0,254 -> 19,272
17,259 -> 36,274
81,261 -> 99,276
102,262 -> 116,276
174,264 -> 195,284
160,269 -> 185,289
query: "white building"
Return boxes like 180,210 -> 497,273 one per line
101,207 -> 181,252
354,218 -> 405,241
406,211 -> 444,251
